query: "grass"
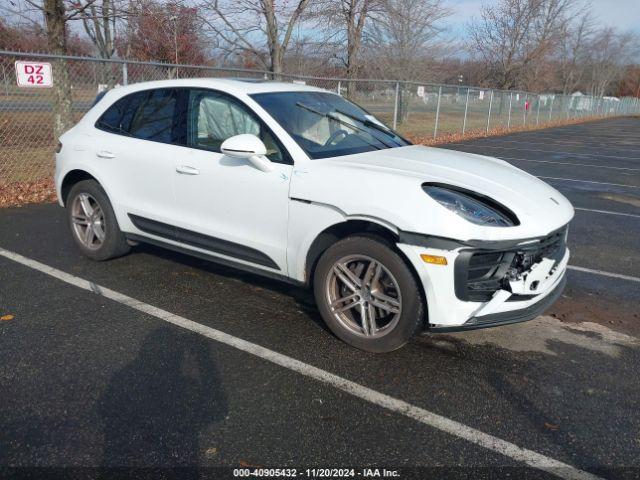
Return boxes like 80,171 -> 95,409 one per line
0,111 -> 56,183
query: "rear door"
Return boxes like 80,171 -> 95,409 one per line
93,88 -> 186,231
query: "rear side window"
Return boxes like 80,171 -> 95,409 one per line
96,89 -> 185,144
129,89 -> 178,142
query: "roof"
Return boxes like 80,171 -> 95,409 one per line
110,77 -> 330,97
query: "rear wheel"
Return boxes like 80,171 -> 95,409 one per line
66,180 -> 130,261
313,236 -> 424,353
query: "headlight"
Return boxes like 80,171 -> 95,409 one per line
423,185 -> 517,227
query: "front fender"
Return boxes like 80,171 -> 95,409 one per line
286,199 -> 403,283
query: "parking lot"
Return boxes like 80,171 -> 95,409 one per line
0,117 -> 639,478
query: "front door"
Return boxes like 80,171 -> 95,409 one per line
173,88 -> 293,273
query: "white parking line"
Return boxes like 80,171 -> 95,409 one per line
500,157 -> 640,172
451,143 -> 640,161
574,207 -> 640,219
472,139 -> 640,154
567,265 -> 640,283
0,246 -> 601,480
538,176 -> 640,189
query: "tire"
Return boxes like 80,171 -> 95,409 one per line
66,180 -> 130,261
313,235 -> 424,353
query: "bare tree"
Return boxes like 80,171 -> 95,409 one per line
365,0 -> 451,81
311,0 -> 380,97
585,28 -> 638,97
468,0 -> 575,90
364,0 -> 451,122
198,0 -> 311,76
555,10 -> 593,94
78,0 -> 120,86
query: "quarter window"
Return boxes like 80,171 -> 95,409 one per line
95,92 -> 144,135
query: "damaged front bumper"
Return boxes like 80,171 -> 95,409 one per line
397,225 -> 570,332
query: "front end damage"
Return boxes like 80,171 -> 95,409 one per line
397,225 -> 570,332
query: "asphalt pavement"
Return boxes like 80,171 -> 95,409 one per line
1,117 -> 639,479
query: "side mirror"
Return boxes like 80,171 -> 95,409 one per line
220,134 -> 274,172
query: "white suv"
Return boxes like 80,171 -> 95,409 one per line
55,79 -> 573,352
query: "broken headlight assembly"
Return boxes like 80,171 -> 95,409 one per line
423,184 -> 519,227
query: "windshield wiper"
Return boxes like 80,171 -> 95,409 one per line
295,102 -> 388,150
334,108 -> 397,139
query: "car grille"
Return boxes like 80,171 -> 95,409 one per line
456,227 -> 567,302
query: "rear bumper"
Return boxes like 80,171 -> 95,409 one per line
428,273 -> 566,333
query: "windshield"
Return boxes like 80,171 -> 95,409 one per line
250,91 -> 410,159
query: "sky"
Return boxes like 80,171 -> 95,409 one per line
6,0 -> 640,42
445,0 -> 640,34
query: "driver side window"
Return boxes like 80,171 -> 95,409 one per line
187,89 -> 287,163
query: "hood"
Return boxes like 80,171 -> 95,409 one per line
291,145 -> 574,242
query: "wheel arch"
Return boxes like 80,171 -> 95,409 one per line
60,170 -> 99,207
305,218 -> 416,288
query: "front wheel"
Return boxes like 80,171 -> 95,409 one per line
313,236 -> 424,353
66,180 -> 130,261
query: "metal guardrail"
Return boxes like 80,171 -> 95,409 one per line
2,50 -> 639,185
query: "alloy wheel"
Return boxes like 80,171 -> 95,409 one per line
70,193 -> 106,250
325,254 -> 402,338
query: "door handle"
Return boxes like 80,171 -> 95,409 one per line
176,165 -> 200,175
96,150 -> 115,159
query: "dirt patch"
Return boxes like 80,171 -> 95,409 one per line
429,315 -> 639,357
548,291 -> 640,338
598,193 -> 640,209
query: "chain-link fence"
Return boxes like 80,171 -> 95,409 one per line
2,49 -> 640,187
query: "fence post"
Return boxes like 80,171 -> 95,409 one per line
122,62 -> 128,86
433,86 -> 442,139
536,95 -> 541,125
523,93 -> 527,126
1,64 -> 8,96
486,89 -> 493,133
392,82 -> 400,130
548,96 -> 554,123
462,88 -> 470,135
337,80 -> 341,96
507,92 -> 512,129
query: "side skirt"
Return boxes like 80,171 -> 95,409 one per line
128,213 -> 280,270
125,233 -> 306,288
